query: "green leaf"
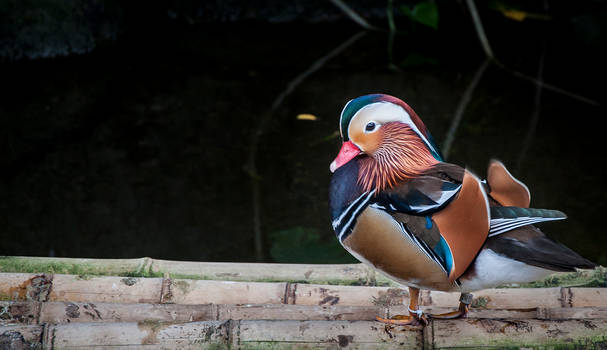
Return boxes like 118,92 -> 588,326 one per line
402,2 -> 439,30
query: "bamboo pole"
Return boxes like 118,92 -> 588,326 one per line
38,302 -> 217,325
236,320 -> 421,348
422,287 -> 565,309
536,307 -> 607,320
167,279 -> 288,305
0,256 -> 150,276
0,256 -> 387,285
13,301 -> 386,324
46,321 -> 231,349
3,319 -> 607,349
217,304 -> 385,322
2,256 -> 605,287
4,300 -> 607,326
2,273 -> 607,309
151,259 -> 386,285
286,283 -> 407,306
569,288 -> 607,307
430,319 -> 607,349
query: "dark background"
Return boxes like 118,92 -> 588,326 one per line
1,0 -> 606,266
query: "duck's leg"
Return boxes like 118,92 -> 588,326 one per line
375,287 -> 428,326
429,292 -> 472,319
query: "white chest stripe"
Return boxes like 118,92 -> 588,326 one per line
332,192 -> 367,230
337,190 -> 376,242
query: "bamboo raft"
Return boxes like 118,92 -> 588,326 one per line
1,256 -> 606,349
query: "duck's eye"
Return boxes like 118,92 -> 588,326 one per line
365,122 -> 376,132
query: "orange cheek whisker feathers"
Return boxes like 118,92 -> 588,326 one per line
358,123 -> 438,192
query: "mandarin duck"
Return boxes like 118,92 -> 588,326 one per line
328,93 -> 596,325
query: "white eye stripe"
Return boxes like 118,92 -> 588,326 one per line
348,102 -> 438,156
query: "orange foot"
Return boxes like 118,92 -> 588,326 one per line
429,302 -> 469,320
375,311 -> 428,326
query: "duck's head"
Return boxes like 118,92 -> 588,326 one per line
330,93 -> 444,191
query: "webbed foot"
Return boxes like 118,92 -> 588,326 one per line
429,292 -> 472,319
375,308 -> 428,326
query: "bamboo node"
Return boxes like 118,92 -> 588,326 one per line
283,283 -> 298,305
536,307 -> 549,320
160,275 -> 173,304
560,287 -> 573,308
136,257 -> 152,276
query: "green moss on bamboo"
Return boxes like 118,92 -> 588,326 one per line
121,270 -> 164,278
0,257 -> 98,276
0,257 -> 164,278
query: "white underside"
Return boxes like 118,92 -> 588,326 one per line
459,249 -> 554,293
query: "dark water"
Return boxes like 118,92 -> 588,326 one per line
1,7 -> 606,265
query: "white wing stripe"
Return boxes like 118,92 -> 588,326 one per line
398,223 -> 448,274
488,217 -> 566,237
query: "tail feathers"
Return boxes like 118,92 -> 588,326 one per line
489,206 -> 567,237
487,225 -> 597,272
